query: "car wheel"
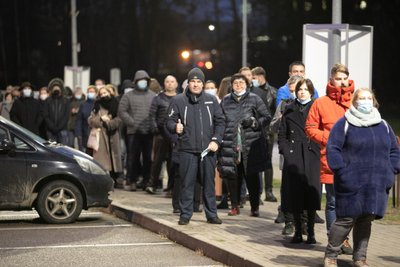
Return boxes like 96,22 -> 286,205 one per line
36,180 -> 83,224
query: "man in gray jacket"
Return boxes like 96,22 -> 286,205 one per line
118,70 -> 156,191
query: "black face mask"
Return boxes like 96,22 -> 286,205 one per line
52,90 -> 61,97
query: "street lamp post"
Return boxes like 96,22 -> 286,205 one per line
242,0 -> 247,67
71,0 -> 78,87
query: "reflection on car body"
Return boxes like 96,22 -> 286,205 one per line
0,116 -> 114,224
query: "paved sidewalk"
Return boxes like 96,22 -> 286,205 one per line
108,187 -> 400,267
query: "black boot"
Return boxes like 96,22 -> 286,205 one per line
217,194 -> 229,209
290,213 -> 303,243
305,210 -> 317,244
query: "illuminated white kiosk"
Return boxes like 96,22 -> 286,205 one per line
302,24 -> 373,96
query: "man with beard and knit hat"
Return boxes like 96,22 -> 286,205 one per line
118,70 -> 157,191
42,78 -> 70,145
305,63 -> 354,256
166,67 -> 225,225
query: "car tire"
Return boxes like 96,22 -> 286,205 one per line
36,180 -> 83,224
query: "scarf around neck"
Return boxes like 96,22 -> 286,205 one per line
326,80 -> 355,108
344,105 -> 382,127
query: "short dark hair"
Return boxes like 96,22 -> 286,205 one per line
288,61 -> 305,72
295,78 -> 315,98
230,73 -> 249,87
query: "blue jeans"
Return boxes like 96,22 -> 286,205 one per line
325,183 -> 336,234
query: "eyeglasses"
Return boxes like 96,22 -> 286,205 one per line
232,80 -> 246,85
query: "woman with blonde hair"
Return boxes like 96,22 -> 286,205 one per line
88,86 -> 123,185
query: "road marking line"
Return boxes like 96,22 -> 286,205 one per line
0,224 -> 133,231
0,242 -> 174,250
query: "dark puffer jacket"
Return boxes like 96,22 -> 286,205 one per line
218,90 -> 272,178
166,90 -> 225,154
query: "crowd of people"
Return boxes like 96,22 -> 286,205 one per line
1,62 -> 399,267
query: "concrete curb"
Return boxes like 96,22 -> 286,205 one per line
108,204 -> 262,267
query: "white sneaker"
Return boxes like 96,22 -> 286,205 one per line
324,257 -> 338,267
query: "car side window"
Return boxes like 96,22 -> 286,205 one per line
10,133 -> 34,151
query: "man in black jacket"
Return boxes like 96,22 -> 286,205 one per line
166,68 -> 225,225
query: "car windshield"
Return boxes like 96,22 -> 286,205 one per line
0,116 -> 47,144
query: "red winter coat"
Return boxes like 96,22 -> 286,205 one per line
305,80 -> 354,184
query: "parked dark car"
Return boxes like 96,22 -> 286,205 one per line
0,116 -> 114,224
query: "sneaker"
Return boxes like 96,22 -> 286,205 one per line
145,186 -> 156,194
353,260 -> 369,267
217,200 -> 229,209
323,257 -> 338,267
341,238 -> 353,255
207,217 -> 222,224
259,198 -> 264,205
315,212 -> 325,224
228,207 -> 240,216
264,191 -> 277,202
178,217 -> 190,225
282,222 -> 294,235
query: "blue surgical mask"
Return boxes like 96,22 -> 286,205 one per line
252,79 -> 259,87
75,94 -> 82,100
205,89 -> 217,96
356,99 -> 373,114
87,92 -> 96,100
137,80 -> 148,90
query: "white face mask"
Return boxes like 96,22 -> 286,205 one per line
40,94 -> 48,101
23,88 -> 32,97
205,89 -> 217,96
75,94 -> 82,100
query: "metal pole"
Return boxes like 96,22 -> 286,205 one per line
242,0 -> 247,67
331,0 -> 341,66
71,0 -> 78,87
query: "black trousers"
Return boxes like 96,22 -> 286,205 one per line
126,133 -> 153,184
227,162 -> 260,211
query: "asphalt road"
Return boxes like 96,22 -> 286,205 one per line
0,209 -> 223,267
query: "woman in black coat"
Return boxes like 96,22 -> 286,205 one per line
218,73 -> 271,217
278,78 -> 321,244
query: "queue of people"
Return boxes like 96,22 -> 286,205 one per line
1,62 -> 399,267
